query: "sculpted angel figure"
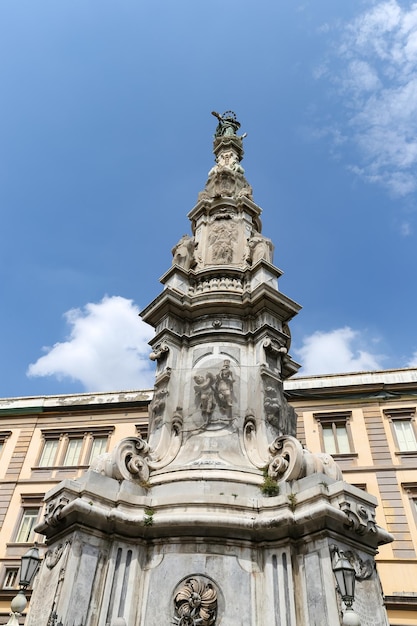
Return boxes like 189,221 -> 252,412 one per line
214,360 -> 235,417
194,373 -> 216,418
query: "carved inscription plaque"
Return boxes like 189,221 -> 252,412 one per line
354,580 -> 386,626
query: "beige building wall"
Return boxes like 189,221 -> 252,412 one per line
0,390 -> 151,622
1,370 -> 417,624
287,368 -> 417,626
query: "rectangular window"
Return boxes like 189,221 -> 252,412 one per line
63,438 -> 83,466
384,408 -> 417,454
15,508 -> 40,543
38,439 -> 59,467
322,423 -> 350,454
314,411 -> 354,456
393,420 -> 417,452
88,437 -> 108,463
0,431 -> 11,459
3,568 -> 19,589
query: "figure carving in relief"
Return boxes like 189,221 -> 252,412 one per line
248,234 -> 274,264
264,385 -> 281,423
150,385 -> 168,424
172,234 -> 195,270
194,373 -> 216,418
208,221 -> 237,264
214,360 -> 235,417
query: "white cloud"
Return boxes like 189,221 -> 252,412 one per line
319,1 -> 417,197
407,351 -> 417,367
400,220 -> 413,235
294,327 -> 383,376
27,296 -> 155,391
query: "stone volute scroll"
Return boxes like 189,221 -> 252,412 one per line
90,436 -> 152,483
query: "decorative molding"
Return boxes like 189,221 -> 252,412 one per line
339,499 -> 377,536
44,496 -> 71,527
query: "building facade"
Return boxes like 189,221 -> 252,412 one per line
0,390 -> 151,623
286,368 -> 417,625
0,368 -> 416,624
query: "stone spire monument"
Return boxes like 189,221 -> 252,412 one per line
28,112 -> 392,626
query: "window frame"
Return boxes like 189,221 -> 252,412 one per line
314,411 -> 356,458
37,438 -> 60,468
384,407 -> 417,455
13,495 -> 44,545
2,567 -> 19,590
402,483 -> 417,529
34,427 -> 114,470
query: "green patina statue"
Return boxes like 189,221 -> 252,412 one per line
211,110 -> 241,137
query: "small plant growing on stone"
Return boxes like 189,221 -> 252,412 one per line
288,493 -> 297,511
144,507 -> 155,526
260,466 -> 280,497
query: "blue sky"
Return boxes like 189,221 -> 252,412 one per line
1,0 -> 417,397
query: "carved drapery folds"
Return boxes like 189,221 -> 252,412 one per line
194,360 -> 236,422
173,577 -> 218,626
172,234 -> 196,270
248,234 -> 274,265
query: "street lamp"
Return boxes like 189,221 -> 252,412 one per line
5,544 -> 41,626
331,546 -> 361,626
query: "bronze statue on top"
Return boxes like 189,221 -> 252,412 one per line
211,110 -> 241,137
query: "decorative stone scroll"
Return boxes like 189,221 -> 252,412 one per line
90,436 -> 152,484
266,435 -> 343,483
339,499 -> 377,536
44,496 -> 71,528
173,576 -> 218,626
149,342 -> 170,362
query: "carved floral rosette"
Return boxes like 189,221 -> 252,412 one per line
173,577 -> 218,626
